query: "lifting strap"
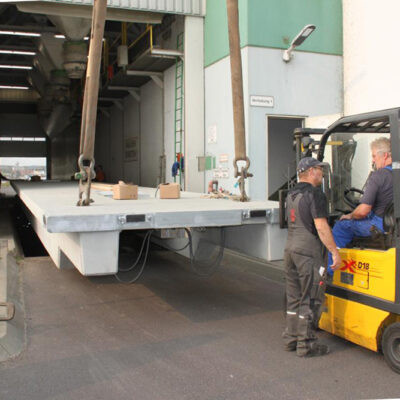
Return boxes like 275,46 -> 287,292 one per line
226,0 -> 253,202
76,0 -> 107,206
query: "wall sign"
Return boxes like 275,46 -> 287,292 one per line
125,137 -> 138,161
207,124 -> 217,144
250,95 -> 274,108
219,153 -> 229,163
213,167 -> 229,179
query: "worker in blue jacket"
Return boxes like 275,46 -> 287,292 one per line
328,137 -> 393,272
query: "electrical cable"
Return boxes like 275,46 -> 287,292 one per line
185,227 -> 225,277
154,184 -> 160,198
114,231 -> 153,284
114,227 -> 225,284
118,230 -> 151,272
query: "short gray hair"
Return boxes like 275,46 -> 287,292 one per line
371,137 -> 391,154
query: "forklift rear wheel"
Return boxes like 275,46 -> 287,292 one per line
382,322 -> 400,374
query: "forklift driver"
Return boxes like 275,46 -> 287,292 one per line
328,137 -> 393,271
283,157 -> 341,357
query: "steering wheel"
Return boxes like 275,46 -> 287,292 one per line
343,187 -> 364,210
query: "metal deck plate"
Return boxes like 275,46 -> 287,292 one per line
12,181 -> 279,233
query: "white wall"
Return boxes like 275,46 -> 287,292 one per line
184,15 -> 205,193
205,46 -> 343,200
343,0 -> 400,115
95,95 -> 140,184
109,106 -> 125,183
140,79 -> 163,187
164,64 -> 177,184
94,58 -> 178,188
95,113 -> 112,180
204,52 -> 246,195
123,95 -> 140,184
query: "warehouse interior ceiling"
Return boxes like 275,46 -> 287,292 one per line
0,4 -> 180,137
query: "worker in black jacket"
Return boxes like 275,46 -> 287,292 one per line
283,157 -> 341,357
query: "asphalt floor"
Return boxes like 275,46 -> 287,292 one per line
0,245 -> 400,400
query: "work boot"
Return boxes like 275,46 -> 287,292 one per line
296,342 -> 330,357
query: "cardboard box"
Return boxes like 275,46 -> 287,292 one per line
113,181 -> 138,200
159,183 -> 180,199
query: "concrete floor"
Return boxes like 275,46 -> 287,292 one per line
0,248 -> 400,400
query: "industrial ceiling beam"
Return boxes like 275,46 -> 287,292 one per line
126,70 -> 163,77
16,3 -> 164,24
99,107 -> 110,118
151,75 -> 163,89
0,24 -> 59,34
107,85 -> 141,102
151,48 -> 184,59
99,97 -> 123,110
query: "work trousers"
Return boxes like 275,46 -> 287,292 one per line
327,213 -> 383,273
282,249 -> 323,351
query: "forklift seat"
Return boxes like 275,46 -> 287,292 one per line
346,203 -> 395,251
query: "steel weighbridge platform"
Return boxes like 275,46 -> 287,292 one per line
11,181 -> 279,275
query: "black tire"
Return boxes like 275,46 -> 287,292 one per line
382,322 -> 400,374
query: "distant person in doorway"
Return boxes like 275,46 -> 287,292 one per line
94,165 -> 106,182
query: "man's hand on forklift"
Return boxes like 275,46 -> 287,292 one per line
340,213 -> 352,221
330,249 -> 342,270
314,218 -> 342,270
340,204 -> 371,221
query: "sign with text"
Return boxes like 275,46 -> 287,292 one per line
250,95 -> 274,108
207,124 -> 217,144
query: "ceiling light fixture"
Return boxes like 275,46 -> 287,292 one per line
0,30 -> 41,37
0,85 -> 30,90
0,65 -> 33,70
0,50 -> 36,56
54,34 -> 104,42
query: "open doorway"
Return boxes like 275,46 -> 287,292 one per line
267,116 -> 304,200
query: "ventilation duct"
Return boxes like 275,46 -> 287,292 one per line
38,85 -> 53,117
42,104 -> 74,137
49,69 -> 70,103
63,40 -> 88,79
38,69 -> 70,116
47,15 -> 91,79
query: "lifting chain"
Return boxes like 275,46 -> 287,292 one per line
75,0 -> 107,206
76,155 -> 95,206
227,0 -> 253,202
234,157 -> 253,202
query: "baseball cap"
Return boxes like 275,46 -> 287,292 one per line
297,157 -> 324,173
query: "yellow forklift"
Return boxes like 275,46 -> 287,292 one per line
280,108 -> 400,373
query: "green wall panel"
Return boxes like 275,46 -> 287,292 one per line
247,0 -> 342,55
204,0 -> 342,67
204,0 -> 248,67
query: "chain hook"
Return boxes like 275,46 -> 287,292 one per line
76,154 -> 95,206
234,157 -> 253,202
